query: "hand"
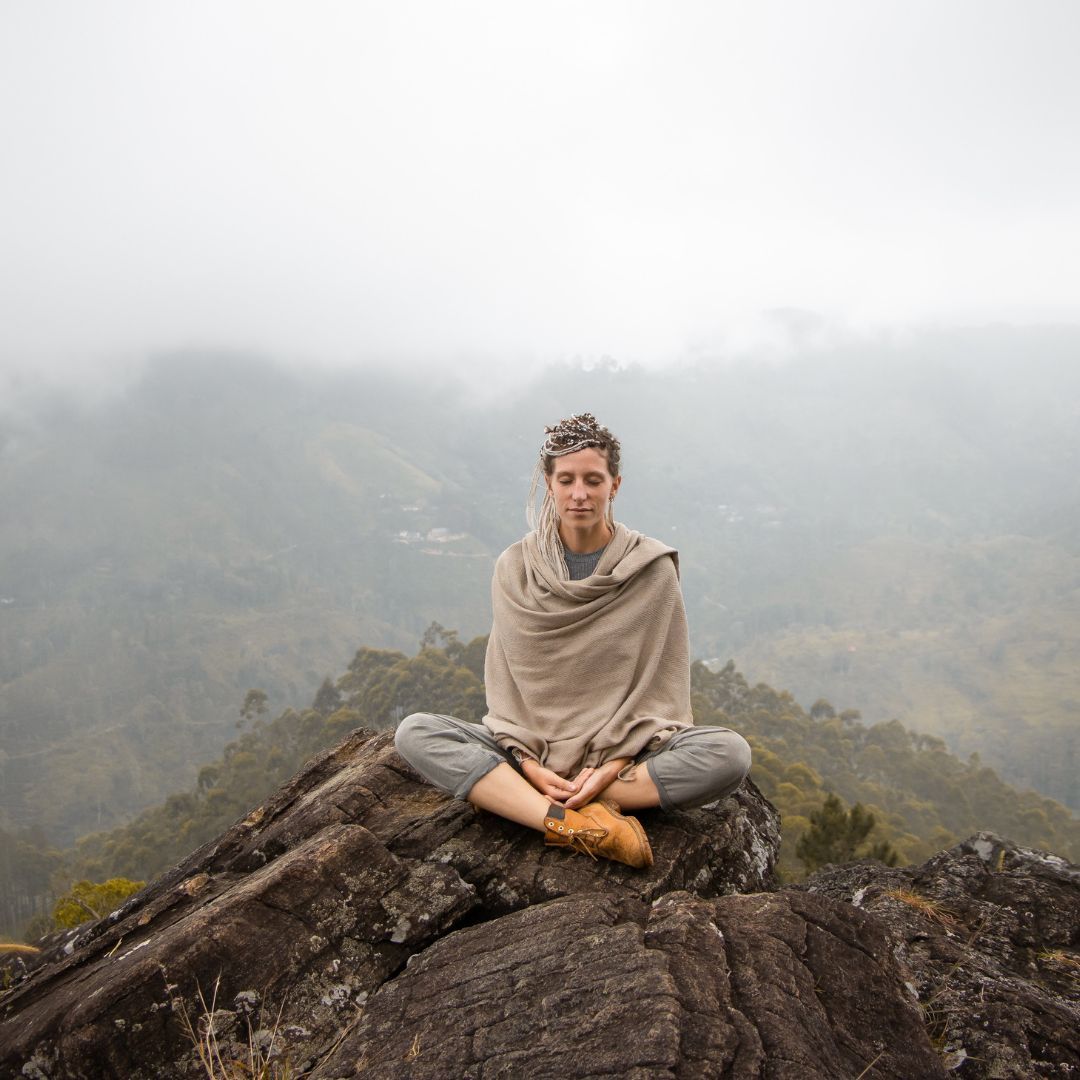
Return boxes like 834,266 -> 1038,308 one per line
520,758 -> 580,803
563,758 -> 632,810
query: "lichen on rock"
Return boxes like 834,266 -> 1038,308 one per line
2,731 -> 1078,1079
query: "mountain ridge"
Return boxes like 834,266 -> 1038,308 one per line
3,335 -> 1080,855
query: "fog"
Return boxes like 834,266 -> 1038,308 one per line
2,0 -> 1079,388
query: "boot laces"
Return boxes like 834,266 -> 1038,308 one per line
565,826 -> 608,860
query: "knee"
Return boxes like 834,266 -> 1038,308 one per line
394,712 -> 437,763
728,731 -> 752,783
697,727 -> 752,794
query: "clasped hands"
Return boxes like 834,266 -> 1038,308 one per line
520,756 -> 632,810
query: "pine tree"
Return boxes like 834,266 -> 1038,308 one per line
795,793 -> 899,872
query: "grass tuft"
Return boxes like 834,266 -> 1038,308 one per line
1037,949 -> 1080,980
882,888 -> 959,929
172,975 -> 293,1080
0,943 -> 40,956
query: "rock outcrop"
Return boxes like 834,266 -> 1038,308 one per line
0,727 -> 779,1078
2,727 -> 1078,1079
311,889 -> 944,1079
804,833 -> 1080,1078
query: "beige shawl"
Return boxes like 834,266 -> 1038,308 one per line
482,522 -> 693,777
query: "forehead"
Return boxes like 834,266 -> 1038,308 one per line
550,447 -> 611,474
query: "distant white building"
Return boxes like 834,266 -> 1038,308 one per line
426,527 -> 467,543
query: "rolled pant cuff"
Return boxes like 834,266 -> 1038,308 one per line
645,756 -> 677,813
453,754 -> 507,801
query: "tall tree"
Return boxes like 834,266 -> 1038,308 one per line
795,793 -> 898,872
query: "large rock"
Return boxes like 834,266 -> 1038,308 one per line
5,726 -> 1077,1080
804,833 -> 1080,1078
0,727 -> 779,1078
311,889 -> 946,1080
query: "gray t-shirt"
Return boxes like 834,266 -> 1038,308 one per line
564,545 -> 606,581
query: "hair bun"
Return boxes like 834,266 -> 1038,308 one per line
542,412 -> 609,457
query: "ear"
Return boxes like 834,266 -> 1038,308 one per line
610,475 -> 622,497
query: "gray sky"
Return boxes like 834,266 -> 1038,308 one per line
2,0 -> 1078,381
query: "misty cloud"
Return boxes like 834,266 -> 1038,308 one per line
1,1 -> 1078,380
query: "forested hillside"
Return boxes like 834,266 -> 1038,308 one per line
3,333 -> 1080,862
0,359 -> 496,844
5,633 -> 1076,939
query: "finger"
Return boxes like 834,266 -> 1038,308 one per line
570,777 -> 604,812
526,774 -> 562,799
564,775 -> 602,809
565,767 -> 593,794
547,775 -> 578,795
541,778 -> 574,799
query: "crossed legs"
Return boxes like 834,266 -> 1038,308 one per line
394,712 -> 751,827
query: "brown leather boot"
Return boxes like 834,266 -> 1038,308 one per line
543,799 -> 654,869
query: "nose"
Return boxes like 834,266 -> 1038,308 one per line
571,481 -> 588,502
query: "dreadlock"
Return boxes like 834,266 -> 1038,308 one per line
527,412 -> 622,579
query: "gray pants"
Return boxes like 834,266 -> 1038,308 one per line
394,713 -> 752,812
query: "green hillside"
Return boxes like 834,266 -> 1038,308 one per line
691,660 -> 1080,875
6,633 -> 1076,938
731,532 -> 1080,810
4,335 -> 1080,862
0,359 -> 495,843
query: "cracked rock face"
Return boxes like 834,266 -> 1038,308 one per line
4,728 -> 1076,1080
0,728 -> 779,1078
804,833 -> 1080,1079
312,890 -> 945,1080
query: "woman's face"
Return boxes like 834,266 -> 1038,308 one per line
546,447 -> 621,531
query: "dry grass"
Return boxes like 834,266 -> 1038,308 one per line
901,911 -> 992,1072
173,976 -> 293,1080
852,1050 -> 884,1079
882,888 -> 959,929
0,943 -> 40,956
1037,949 -> 1080,980
921,995 -> 952,1053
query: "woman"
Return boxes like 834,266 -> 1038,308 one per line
395,413 -> 751,868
